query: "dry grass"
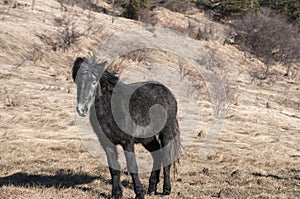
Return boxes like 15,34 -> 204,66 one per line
0,0 -> 299,198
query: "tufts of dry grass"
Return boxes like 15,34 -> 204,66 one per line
0,0 -> 299,199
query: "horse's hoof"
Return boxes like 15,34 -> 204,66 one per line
162,190 -> 171,195
148,191 -> 156,196
112,193 -> 122,199
135,195 -> 145,199
147,184 -> 157,196
147,187 -> 157,195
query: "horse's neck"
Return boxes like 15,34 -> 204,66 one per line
100,79 -> 127,93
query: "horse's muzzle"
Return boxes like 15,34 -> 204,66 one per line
77,104 -> 89,117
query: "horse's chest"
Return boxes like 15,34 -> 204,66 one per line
94,97 -> 131,144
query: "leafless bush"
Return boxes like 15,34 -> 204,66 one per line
1,0 -> 30,12
57,0 -> 68,11
25,44 -> 44,63
1,88 -> 21,107
156,19 -> 204,41
159,0 -> 194,13
37,11 -> 106,52
57,0 -> 104,12
223,27 -> 237,45
38,16 -> 83,52
85,11 -> 105,36
139,8 -> 158,25
1,0 -> 17,7
57,0 -> 89,11
185,21 -> 203,40
233,8 -> 300,78
202,22 -> 214,41
276,85 -> 300,110
55,17 -> 83,51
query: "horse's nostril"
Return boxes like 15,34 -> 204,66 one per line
77,104 -> 89,116
77,105 -> 84,113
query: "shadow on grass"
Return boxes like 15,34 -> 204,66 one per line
0,171 -> 136,198
0,171 -> 100,188
0,171 -> 112,198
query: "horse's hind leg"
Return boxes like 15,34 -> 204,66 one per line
123,143 -> 145,199
161,139 -> 172,195
142,138 -> 161,195
160,120 -> 180,195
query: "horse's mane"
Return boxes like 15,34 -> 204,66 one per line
72,57 -> 119,87
101,69 -> 119,86
72,57 -> 85,82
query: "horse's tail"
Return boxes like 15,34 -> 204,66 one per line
170,120 -> 181,177
160,117 -> 181,177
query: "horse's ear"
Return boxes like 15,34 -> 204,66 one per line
95,61 -> 108,77
72,57 -> 85,82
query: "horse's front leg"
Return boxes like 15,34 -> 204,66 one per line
123,144 -> 145,199
104,145 -> 123,199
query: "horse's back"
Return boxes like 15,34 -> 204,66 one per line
128,81 -> 177,127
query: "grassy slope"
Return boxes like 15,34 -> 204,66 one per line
0,0 -> 299,198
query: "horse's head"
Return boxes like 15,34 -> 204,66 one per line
72,57 -> 107,117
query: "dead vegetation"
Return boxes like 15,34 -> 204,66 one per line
34,4 -> 106,54
0,0 -> 299,198
37,15 -> 84,52
233,8 -> 300,79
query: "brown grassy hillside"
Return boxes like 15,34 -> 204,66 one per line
0,0 -> 299,198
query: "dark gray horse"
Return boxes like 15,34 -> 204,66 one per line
72,57 -> 181,199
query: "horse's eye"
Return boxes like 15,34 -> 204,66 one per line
92,81 -> 97,86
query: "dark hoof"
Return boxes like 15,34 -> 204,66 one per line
112,191 -> 123,199
135,195 -> 145,199
147,191 -> 156,196
162,190 -> 171,195
147,183 -> 157,196
147,187 -> 157,196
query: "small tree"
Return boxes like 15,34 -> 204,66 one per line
233,8 -> 300,78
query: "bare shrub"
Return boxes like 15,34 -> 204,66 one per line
185,21 -> 203,40
25,44 -> 44,63
57,0 -> 104,12
85,11 -> 105,36
202,22 -> 214,41
139,8 -> 158,25
1,0 -> 30,11
1,88 -> 22,107
57,0 -> 68,11
38,16 -> 83,52
233,8 -> 300,78
117,0 -> 149,20
1,0 -> 17,7
276,85 -> 300,110
151,18 -> 204,41
55,17 -> 83,51
116,0 -> 194,20
158,0 -> 194,13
